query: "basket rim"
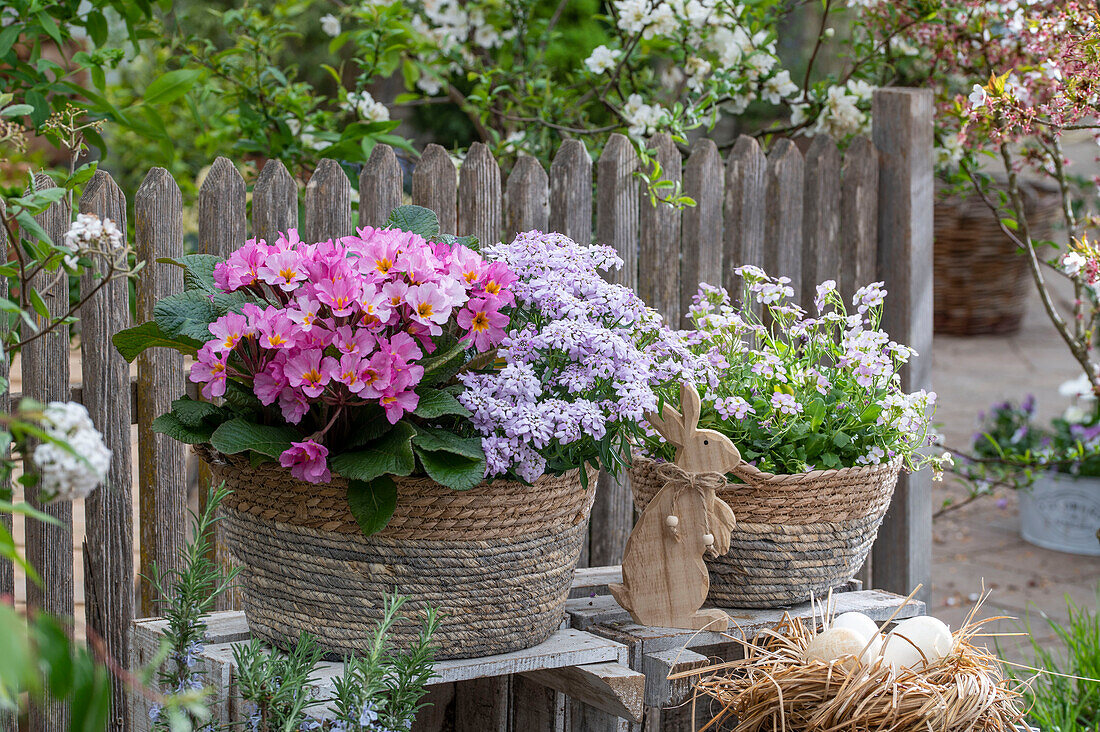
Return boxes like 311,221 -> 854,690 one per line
631,452 -> 902,486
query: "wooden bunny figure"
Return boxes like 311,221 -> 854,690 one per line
609,383 -> 739,630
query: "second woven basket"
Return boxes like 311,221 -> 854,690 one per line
628,455 -> 901,608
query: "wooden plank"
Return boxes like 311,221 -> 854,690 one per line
870,89 -> 934,601
570,566 -> 623,599
79,171 -> 134,732
642,649 -> 708,707
198,156 -> 246,612
505,155 -> 549,239
764,139 -> 804,302
304,158 -> 353,242
841,135 -> 879,301
569,701 -> 635,732
680,138 -> 723,328
413,683 -> 455,732
412,143 -> 458,234
457,142 -> 502,245
801,134 -> 842,307
135,168 -> 188,617
523,662 -> 644,723
638,133 -> 681,324
550,139 -> 593,244
592,133 -> 639,569
252,159 -> 297,243
722,135 -> 766,290
455,677 -> 510,732
22,172 -> 72,732
512,674 -> 566,732
0,202 -> 11,732
360,143 -> 404,228
567,589 -> 924,648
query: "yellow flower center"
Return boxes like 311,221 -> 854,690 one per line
303,368 -> 322,385
375,258 -> 392,273
267,334 -> 287,347
485,281 -> 501,295
417,302 -> 433,318
279,267 -> 297,281
471,312 -> 490,332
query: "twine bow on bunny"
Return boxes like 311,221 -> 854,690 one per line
609,383 -> 739,631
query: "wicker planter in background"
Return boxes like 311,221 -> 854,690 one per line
202,449 -> 597,660
628,455 -> 901,608
934,180 -> 1061,336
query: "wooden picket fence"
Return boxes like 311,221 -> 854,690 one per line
6,88 -> 933,732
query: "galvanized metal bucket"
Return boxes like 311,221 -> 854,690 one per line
1020,472 -> 1100,556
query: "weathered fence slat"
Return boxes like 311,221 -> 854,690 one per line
723,135 -> 767,292
802,134 -> 842,307
592,133 -> 639,568
135,168 -> 187,617
638,133 -> 682,325
23,173 -> 73,732
764,139 -> 805,303
198,156 -> 246,611
841,136 -> 879,302
253,159 -> 298,243
549,139 -> 592,245
458,142 -> 503,245
505,156 -> 549,238
79,170 -> 134,732
0,201 -> 11,732
413,144 -> 458,234
305,159 -> 354,242
360,144 -> 403,228
199,157 -> 247,257
870,89 -> 934,601
681,138 -> 724,328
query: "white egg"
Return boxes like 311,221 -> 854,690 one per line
804,627 -> 868,669
859,632 -> 885,666
831,612 -> 880,640
882,616 -> 953,672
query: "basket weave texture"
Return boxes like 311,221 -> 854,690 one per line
628,455 -> 901,608
934,180 -> 1061,336
203,450 -> 597,660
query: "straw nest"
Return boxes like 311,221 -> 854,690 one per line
692,601 -> 1027,732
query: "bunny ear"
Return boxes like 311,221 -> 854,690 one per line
646,404 -> 686,447
679,383 -> 702,431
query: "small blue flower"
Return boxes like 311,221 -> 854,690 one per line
299,719 -> 322,731
359,699 -> 380,727
148,703 -> 162,722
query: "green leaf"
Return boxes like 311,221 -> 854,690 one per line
151,412 -> 214,445
153,290 -> 220,341
832,431 -> 852,447
386,205 -> 439,238
415,447 -> 485,491
27,288 -> 49,319
413,388 -> 470,419
412,425 -> 484,460
210,419 -> 300,459
346,476 -> 397,537
419,338 -> 468,386
143,68 -> 204,106
112,321 -> 202,362
171,395 -> 223,427
85,11 -> 108,47
0,104 -> 32,118
331,423 -> 416,481
821,452 -> 841,469
0,24 -> 22,58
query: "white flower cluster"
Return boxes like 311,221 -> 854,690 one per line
622,94 -> 669,137
342,91 -> 390,122
62,213 -> 124,270
794,79 -> 874,138
31,401 -> 111,501
410,0 -> 517,94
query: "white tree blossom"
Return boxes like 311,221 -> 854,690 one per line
32,402 -> 111,501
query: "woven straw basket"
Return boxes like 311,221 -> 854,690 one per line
628,455 -> 901,608
934,179 -> 1061,336
202,450 -> 597,660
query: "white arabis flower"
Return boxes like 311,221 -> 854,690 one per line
585,45 -> 620,75
344,91 -> 390,122
1062,251 -> 1086,276
762,70 -> 798,104
32,402 -> 111,501
320,13 -> 341,37
968,83 -> 987,108
1065,404 -> 1089,424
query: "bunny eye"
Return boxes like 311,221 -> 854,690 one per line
704,439 -> 709,445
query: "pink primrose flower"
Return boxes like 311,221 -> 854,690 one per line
279,439 -> 330,483
458,298 -> 510,352
355,351 -> 393,398
285,350 -> 336,398
258,248 -> 308,292
287,296 -> 322,331
405,282 -> 452,335
332,325 -> 376,357
208,312 -> 251,354
214,240 -> 269,292
278,387 -> 310,424
478,261 -> 517,305
253,354 -> 288,406
257,309 -> 302,350
189,342 -> 229,399
316,276 -> 361,317
380,387 -> 419,424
